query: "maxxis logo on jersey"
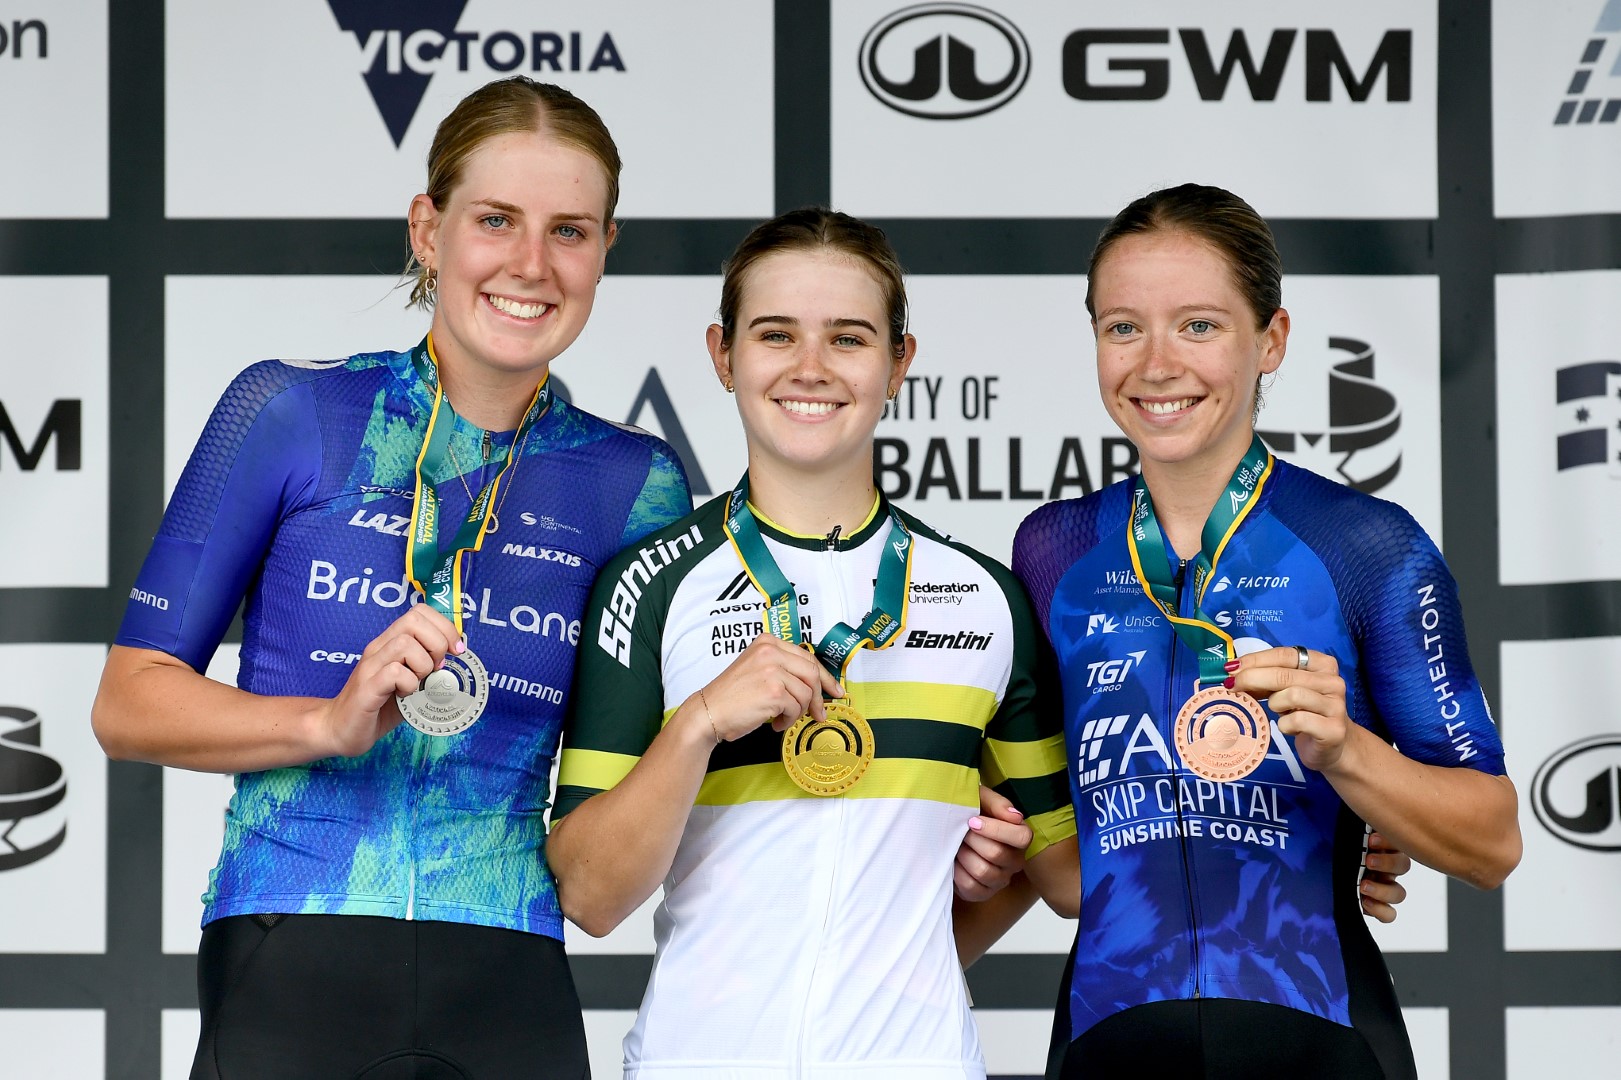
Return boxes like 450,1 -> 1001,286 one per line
859,3 -> 1030,119
1531,735 -> 1621,851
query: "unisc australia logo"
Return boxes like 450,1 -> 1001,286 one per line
859,3 -> 1030,119
0,706 -> 68,871
1553,0 -> 1621,125
1532,735 -> 1621,850
1258,337 -> 1401,494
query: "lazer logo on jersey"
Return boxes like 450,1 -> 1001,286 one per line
1553,0 -> 1621,125
1259,337 -> 1402,494
349,510 -> 410,537
0,706 -> 67,872
904,629 -> 993,650
0,18 -> 46,61
1532,735 -> 1621,850
1554,361 -> 1621,474
325,0 -> 626,147
599,525 -> 703,667
859,4 -> 1031,119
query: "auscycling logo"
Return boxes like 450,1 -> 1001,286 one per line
1259,337 -> 1401,494
326,0 -> 627,147
1554,0 -> 1621,125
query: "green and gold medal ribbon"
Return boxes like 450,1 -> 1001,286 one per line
406,335 -> 550,636
1126,434 -> 1273,688
721,472 -> 912,685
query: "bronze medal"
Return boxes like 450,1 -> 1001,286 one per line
782,701 -> 875,796
1174,685 -> 1270,782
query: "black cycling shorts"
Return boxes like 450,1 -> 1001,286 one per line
190,913 -> 590,1080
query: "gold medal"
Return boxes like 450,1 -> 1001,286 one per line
1174,685 -> 1271,782
782,701 -> 875,796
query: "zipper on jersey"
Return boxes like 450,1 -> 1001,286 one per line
481,429 -> 492,463
824,524 -> 841,549
794,796 -> 846,1077
404,734 -> 429,919
1170,557 -> 1203,998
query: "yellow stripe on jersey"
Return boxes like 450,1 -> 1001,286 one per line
557,748 -> 639,793
661,682 -> 1000,733
1025,804 -> 1078,860
984,732 -> 1067,781
695,759 -> 981,808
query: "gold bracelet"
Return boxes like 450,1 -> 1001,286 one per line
696,688 -> 721,745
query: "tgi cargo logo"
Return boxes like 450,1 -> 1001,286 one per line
0,707 -> 68,871
1532,736 -> 1621,851
1259,338 -> 1400,494
859,3 -> 1030,119
326,0 -> 626,147
1554,0 -> 1621,125
1555,361 -> 1621,474
0,17 -> 46,59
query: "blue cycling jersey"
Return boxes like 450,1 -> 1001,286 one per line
116,340 -> 691,938
1013,459 -> 1505,1052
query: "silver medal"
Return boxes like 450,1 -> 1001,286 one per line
397,646 -> 490,736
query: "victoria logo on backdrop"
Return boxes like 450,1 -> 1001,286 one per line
1258,338 -> 1401,494
1553,0 -> 1621,125
859,3 -> 1030,118
1554,361 -> 1621,474
1531,735 -> 1621,851
0,707 -> 68,871
0,400 -> 81,471
325,0 -> 626,147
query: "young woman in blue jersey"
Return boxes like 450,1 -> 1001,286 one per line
92,77 -> 693,1079
547,208 -> 1081,1079
1012,184 -> 1521,1078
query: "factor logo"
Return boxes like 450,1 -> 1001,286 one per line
859,3 -> 1030,119
1531,735 -> 1621,851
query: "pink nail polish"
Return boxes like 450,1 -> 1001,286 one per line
1007,808 -> 1024,820
968,817 -> 983,830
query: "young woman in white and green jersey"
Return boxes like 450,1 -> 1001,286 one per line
547,208 -> 1082,1080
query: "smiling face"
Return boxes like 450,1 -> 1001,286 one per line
1090,229 -> 1288,484
409,129 -> 615,394
708,248 -> 915,486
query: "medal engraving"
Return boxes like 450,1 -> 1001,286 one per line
1174,686 -> 1270,782
398,647 -> 490,737
782,701 -> 875,796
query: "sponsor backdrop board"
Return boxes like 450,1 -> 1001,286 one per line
832,0 -> 1437,218
2,1 -> 1618,1078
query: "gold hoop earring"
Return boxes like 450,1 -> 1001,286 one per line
722,377 -> 734,393
424,269 -> 437,296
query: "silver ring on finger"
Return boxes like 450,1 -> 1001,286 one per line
1293,644 -> 1310,670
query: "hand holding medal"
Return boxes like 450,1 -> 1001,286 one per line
1223,643 -> 1356,776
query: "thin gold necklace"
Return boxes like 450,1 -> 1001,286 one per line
444,424 -> 534,536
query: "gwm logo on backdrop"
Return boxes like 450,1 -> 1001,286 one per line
1259,338 -> 1402,494
325,0 -> 626,146
0,399 -> 81,471
1554,361 -> 1621,474
1554,0 -> 1621,125
1532,736 -> 1621,851
859,3 -> 1031,119
0,707 -> 68,871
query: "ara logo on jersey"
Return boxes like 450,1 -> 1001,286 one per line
1259,337 -> 1402,494
1554,361 -> 1621,474
0,707 -> 68,872
325,0 -> 627,148
1075,706 -> 1307,787
1554,0 -> 1621,125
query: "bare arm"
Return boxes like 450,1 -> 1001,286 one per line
1232,645 -> 1521,890
92,605 -> 462,772
548,634 -> 842,937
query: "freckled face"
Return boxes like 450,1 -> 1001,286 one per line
708,249 -> 914,482
410,130 -> 614,386
1090,230 -> 1286,479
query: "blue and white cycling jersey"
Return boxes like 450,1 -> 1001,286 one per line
116,340 -> 691,939
1013,459 -> 1505,1044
